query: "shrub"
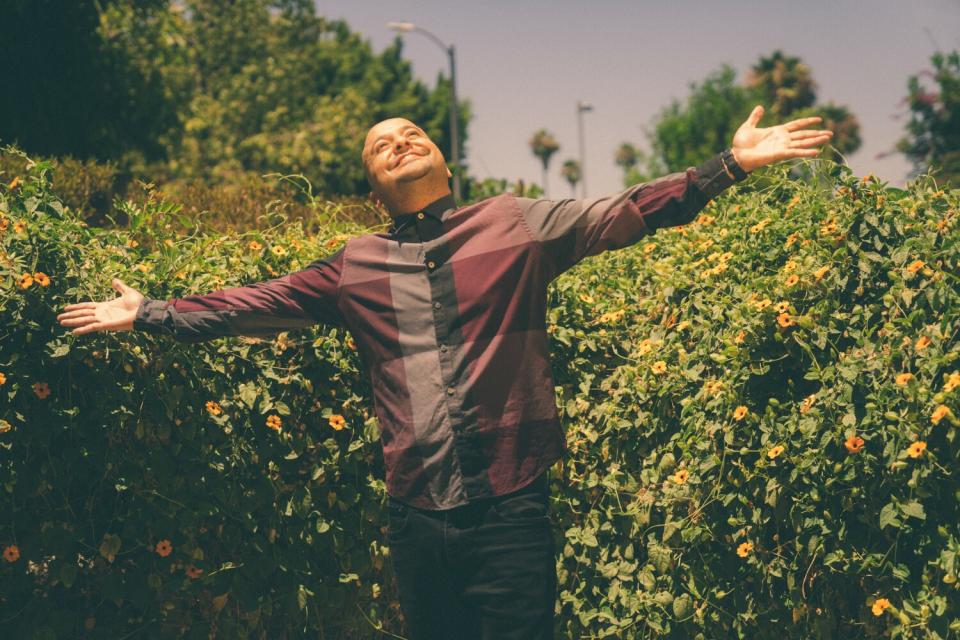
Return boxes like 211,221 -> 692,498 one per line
1,146 -> 958,638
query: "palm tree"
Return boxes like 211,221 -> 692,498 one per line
561,159 -> 581,197
745,50 -> 817,117
615,143 -> 639,176
529,129 -> 560,197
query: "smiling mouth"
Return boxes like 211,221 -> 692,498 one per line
394,152 -> 424,169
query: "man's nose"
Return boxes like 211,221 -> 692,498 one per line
393,138 -> 410,153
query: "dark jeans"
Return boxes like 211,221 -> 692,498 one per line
385,472 -> 556,640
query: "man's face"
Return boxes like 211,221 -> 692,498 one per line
362,118 -> 451,208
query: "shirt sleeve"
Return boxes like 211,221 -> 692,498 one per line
132,245 -> 346,343
515,152 -> 745,280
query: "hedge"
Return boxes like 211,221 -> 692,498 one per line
1,146 -> 958,639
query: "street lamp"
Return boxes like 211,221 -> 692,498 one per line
387,21 -> 462,202
576,100 -> 593,198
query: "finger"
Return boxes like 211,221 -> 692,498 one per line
784,116 -> 823,132
791,135 -> 833,148
60,302 -> 97,313
58,309 -> 97,322
791,130 -> 833,141
747,105 -> 764,127
60,314 -> 99,327
72,322 -> 107,336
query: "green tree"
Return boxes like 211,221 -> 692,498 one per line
561,159 -> 581,196
745,50 -> 816,117
896,50 -> 960,185
529,129 -> 560,197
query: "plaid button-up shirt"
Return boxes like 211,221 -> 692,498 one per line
134,152 -> 744,509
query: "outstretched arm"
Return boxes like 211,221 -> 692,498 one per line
516,104 -> 833,280
58,246 -> 347,343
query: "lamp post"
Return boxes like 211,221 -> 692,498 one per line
576,100 -> 593,198
388,21 -> 462,202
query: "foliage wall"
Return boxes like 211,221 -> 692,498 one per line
1,150 -> 959,639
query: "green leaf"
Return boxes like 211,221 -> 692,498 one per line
880,503 -> 901,530
901,500 -> 926,520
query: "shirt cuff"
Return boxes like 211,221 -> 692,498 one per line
133,298 -> 168,335
693,152 -> 747,201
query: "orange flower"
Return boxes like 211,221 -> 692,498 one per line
329,414 -> 346,431
0,420 -> 11,433
346,337 -> 357,350
18,273 -> 33,289
736,541 -> 753,557
271,245 -> 287,256
33,272 -> 50,287
205,401 -> 222,416
871,597 -> 891,616
670,469 -> 689,485
265,414 -> 282,432
754,298 -> 772,311
777,313 -> 795,328
163,238 -> 175,248
651,361 -> 667,375
248,240 -> 263,251
814,265 -> 830,280
931,405 -> 951,425
784,274 -> 800,287
8,177 -> 21,190
774,301 -> 790,313
32,381 -> 50,399
155,539 -> 173,557
906,260 -> 925,274
12,220 -> 26,234
643,242 -> 657,254
733,406 -> 749,421
915,335 -> 931,351
844,435 -> 865,454
734,330 -> 746,344
185,564 -> 203,579
127,239 -> 139,248
767,445 -> 785,459
3,544 -> 19,562
0,216 -> 8,232
0,372 -> 6,385
800,393 -> 817,415
895,372 -> 914,386
906,441 -> 926,458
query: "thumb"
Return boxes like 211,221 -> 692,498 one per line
748,105 -> 764,127
112,278 -> 128,294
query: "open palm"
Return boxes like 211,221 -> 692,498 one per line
732,105 -> 834,173
57,278 -> 144,335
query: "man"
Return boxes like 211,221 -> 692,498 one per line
57,104 -> 832,639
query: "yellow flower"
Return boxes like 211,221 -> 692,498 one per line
266,414 -> 282,432
8,177 -> 22,191
651,361 -> 667,375
12,220 -> 26,234
329,414 -> 346,431
931,405 -> 951,425
906,260 -> 925,274
943,372 -> 960,392
675,320 -> 691,331
783,259 -> 798,273
248,240 -> 263,251
734,330 -> 746,344
33,272 -> 50,287
18,273 -> 33,289
733,406 -> 748,421
703,380 -> 723,396
871,598 -> 891,616
205,401 -> 222,416
579,294 -> 595,304
737,541 -> 753,557
127,239 -> 139,248
0,419 -> 11,433
638,339 -> 654,355
0,372 -> 5,385
670,469 -> 689,485
784,274 -> 800,287
32,381 -> 51,399
906,441 -> 926,458
777,313 -> 795,328
774,301 -> 790,313
164,238 -> 175,248
915,335 -> 931,351
895,372 -> 913,386
800,393 -> 817,414
271,245 -> 287,256
767,445 -> 785,459
814,265 -> 830,280
754,298 -> 772,311
643,242 -> 657,254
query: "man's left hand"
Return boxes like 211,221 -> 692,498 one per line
731,105 -> 834,173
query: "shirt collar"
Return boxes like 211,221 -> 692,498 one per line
388,193 -> 458,237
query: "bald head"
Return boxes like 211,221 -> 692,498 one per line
361,117 -> 452,216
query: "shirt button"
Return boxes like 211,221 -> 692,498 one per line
433,301 -> 441,309
417,212 -> 425,220
439,344 -> 448,353
446,386 -> 455,395
427,260 -> 436,269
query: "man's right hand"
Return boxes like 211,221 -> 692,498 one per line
57,278 -> 145,335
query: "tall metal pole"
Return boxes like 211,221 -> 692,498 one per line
387,22 -> 462,201
447,44 -> 461,202
576,101 -> 593,199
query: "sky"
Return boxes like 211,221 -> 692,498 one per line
314,0 -> 960,198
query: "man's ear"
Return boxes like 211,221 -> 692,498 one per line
368,191 -> 383,210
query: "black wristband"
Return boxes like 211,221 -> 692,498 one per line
722,148 -> 749,181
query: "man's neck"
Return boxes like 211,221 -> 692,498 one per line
385,189 -> 454,217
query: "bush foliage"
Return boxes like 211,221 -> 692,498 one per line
1,148 -> 959,639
